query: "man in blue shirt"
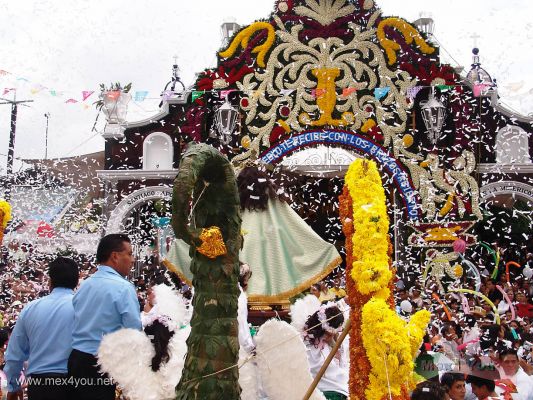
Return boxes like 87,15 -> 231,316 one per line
68,233 -> 141,400
4,257 -> 79,400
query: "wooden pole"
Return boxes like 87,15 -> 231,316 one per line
302,318 -> 351,400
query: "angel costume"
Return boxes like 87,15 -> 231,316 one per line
164,196 -> 341,305
98,284 -> 328,400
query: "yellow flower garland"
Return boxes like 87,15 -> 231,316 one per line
376,17 -> 435,65
345,159 -> 391,299
345,159 -> 431,400
219,21 -> 276,68
0,200 -> 12,229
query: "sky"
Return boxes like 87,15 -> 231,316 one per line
1,0 -> 532,174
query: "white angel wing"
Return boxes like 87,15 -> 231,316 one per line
153,284 -> 188,326
98,329 -> 159,400
290,294 -> 321,332
255,319 -> 326,400
157,326 -> 191,399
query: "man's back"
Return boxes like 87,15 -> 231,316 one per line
5,288 -> 74,378
72,265 -> 141,355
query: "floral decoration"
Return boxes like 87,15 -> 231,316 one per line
341,158 -> 430,400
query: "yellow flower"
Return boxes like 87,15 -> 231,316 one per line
0,200 -> 12,229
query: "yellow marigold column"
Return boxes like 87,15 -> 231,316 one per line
341,159 -> 430,400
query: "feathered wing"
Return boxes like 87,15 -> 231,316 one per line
157,326 -> 191,399
238,348 -> 259,400
254,319 -> 326,400
290,294 -> 321,332
153,284 -> 188,326
98,329 -> 158,400
98,327 -> 191,400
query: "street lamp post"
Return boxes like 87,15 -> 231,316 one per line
44,113 -> 50,159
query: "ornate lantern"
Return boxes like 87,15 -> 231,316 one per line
215,99 -> 238,144
420,88 -> 446,145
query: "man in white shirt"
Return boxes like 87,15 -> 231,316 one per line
497,348 -> 533,400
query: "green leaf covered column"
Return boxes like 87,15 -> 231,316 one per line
172,144 -> 242,400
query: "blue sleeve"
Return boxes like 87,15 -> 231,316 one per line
118,285 -> 142,330
4,310 -> 29,392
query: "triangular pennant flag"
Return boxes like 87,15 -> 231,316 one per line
473,83 -> 488,97
162,90 -> 173,101
315,88 -> 326,97
436,84 -> 453,92
191,90 -> 205,102
30,84 -> 45,95
374,87 -> 390,100
134,91 -> 148,102
280,89 -> 294,96
65,98 -> 78,104
406,86 -> 423,100
3,88 -> 15,95
342,87 -> 357,97
82,91 -> 94,101
220,89 -> 231,99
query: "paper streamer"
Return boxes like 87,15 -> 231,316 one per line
496,285 -> 516,321
449,288 -> 500,324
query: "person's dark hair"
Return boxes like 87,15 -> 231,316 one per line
49,257 -> 79,289
466,375 -> 495,391
237,166 -> 284,211
410,380 -> 446,400
0,327 -> 9,347
96,234 -> 131,264
441,372 -> 465,390
144,320 -> 175,372
304,305 -> 344,346
499,347 -> 518,359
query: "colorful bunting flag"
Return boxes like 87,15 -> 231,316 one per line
30,84 -> 46,94
436,84 -> 453,91
3,88 -> 15,95
134,91 -> 148,102
407,86 -> 423,100
473,83 -> 488,97
342,87 -> 357,97
220,89 -> 236,99
191,90 -> 205,102
315,88 -> 326,97
49,90 -> 58,96
82,91 -> 94,101
374,87 -> 390,100
162,90 -> 173,101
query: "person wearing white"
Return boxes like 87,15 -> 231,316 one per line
302,303 -> 348,399
496,348 -> 533,400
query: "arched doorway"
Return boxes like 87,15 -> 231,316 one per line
105,186 -> 173,277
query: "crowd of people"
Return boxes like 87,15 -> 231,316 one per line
2,234 -> 533,399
